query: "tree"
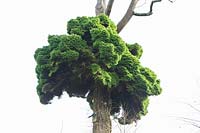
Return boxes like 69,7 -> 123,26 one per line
34,1 -> 163,133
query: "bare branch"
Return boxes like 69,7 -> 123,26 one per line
105,0 -> 115,16
183,102 -> 200,113
189,123 -> 200,128
179,119 -> 200,128
170,115 -> 200,129
117,0 -> 139,33
95,0 -> 107,16
116,0 -> 163,33
133,0 -> 162,16
176,117 -> 200,123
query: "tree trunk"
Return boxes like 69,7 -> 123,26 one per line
92,87 -> 111,133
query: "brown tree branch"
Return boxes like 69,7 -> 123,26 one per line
105,0 -> 115,16
117,0 -> 162,33
133,0 -> 162,16
95,0 -> 107,16
117,0 -> 139,33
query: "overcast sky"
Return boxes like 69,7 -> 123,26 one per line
0,0 -> 200,133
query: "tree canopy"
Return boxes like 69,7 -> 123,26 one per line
34,14 -> 162,124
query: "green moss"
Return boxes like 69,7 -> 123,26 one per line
90,27 -> 110,42
127,43 -> 143,59
34,14 -> 162,124
90,63 -> 101,75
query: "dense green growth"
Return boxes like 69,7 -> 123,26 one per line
34,14 -> 162,124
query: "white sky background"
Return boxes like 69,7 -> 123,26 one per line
0,0 -> 200,133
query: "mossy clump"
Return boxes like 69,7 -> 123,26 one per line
34,14 -> 162,124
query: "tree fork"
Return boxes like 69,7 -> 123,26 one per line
95,0 -> 162,33
116,0 -> 162,33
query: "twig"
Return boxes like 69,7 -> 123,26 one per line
178,117 -> 200,123
60,120 -> 63,133
180,119 -> 200,128
170,115 -> 200,129
182,102 -> 200,113
117,0 -> 162,32
133,0 -> 162,16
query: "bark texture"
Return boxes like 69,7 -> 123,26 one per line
92,87 -> 111,133
117,0 -> 139,33
95,0 -> 107,15
105,0 -> 114,16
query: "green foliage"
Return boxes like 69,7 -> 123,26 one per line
90,63 -> 119,89
126,43 -> 143,59
34,14 -> 162,124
